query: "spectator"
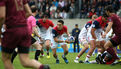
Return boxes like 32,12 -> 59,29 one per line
58,0 -> 65,8
44,9 -> 50,18
72,24 -> 80,53
88,8 -> 96,18
50,4 -> 57,12
80,4 -> 88,18
96,5 -> 103,16
55,9 -> 62,19
53,0 -> 58,7
60,10 -> 68,19
69,3 -> 75,18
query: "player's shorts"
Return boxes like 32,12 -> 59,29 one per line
110,35 -> 121,47
87,31 -> 104,42
51,35 -> 66,49
79,37 -> 88,45
1,26 -> 31,54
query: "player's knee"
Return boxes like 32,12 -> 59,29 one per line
85,45 -> 89,49
53,53 -> 56,56
21,60 -> 29,68
2,54 -> 11,62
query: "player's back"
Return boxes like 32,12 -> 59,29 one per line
110,14 -> 121,36
1,0 -> 27,28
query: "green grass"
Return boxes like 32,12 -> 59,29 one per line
0,52 -> 121,69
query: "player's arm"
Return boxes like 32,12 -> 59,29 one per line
24,3 -> 32,17
52,29 -> 64,43
91,21 -> 100,39
50,20 -> 54,27
91,28 -> 97,39
103,22 -> 113,38
32,26 -> 41,38
0,6 -> 6,42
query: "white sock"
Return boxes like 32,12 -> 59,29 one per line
76,57 -> 79,60
85,55 -> 90,61
97,52 -> 102,56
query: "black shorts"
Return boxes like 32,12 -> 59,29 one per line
31,36 -> 37,44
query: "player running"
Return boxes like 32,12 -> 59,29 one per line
37,14 -> 54,58
51,20 -> 72,64
0,0 -> 49,69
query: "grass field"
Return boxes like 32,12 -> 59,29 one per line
0,52 -> 121,69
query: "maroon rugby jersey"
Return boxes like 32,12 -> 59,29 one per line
0,0 -> 28,28
108,14 -> 121,36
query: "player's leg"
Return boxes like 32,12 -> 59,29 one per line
11,48 -> 18,63
61,44 -> 69,64
85,40 -> 96,63
18,46 -> 50,69
104,40 -> 119,60
74,43 -> 89,63
52,48 -> 59,64
45,39 -> 51,58
32,41 -> 43,60
2,51 -> 14,69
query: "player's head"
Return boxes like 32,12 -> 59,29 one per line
31,5 -> 37,13
104,52 -> 113,62
57,20 -> 64,30
105,5 -> 114,16
75,24 -> 78,28
102,11 -> 108,22
42,14 -> 48,23
91,15 -> 98,21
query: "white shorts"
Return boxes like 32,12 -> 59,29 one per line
87,29 -> 104,42
79,37 -> 88,45
51,35 -> 66,49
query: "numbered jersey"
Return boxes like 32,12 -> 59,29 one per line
0,0 -> 27,27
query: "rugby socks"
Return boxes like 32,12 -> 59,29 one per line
85,55 -> 91,61
35,50 -> 41,60
53,54 -> 59,60
47,51 -> 49,56
63,51 -> 68,58
97,52 -> 102,56
75,56 -> 79,60
11,50 -> 18,63
107,48 -> 119,60
39,65 -> 44,69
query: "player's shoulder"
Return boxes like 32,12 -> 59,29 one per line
63,25 -> 67,28
53,26 -> 57,30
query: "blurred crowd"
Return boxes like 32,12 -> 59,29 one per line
80,0 -> 121,18
28,0 -> 76,19
28,0 -> 121,19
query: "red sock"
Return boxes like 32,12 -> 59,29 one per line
39,65 -> 44,69
107,48 -> 119,60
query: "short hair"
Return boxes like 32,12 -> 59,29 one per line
58,20 -> 64,25
31,5 -> 37,13
75,24 -> 78,26
105,5 -> 114,13
102,11 -> 109,18
92,15 -> 98,19
41,14 -> 48,18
